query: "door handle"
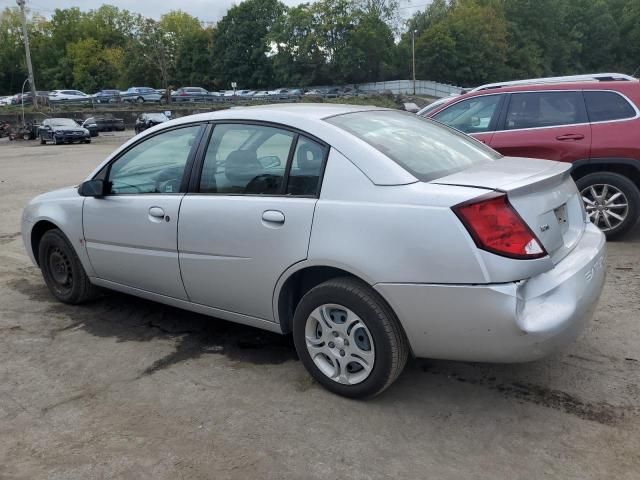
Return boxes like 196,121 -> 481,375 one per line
148,206 -> 165,218
262,210 -> 285,224
556,133 -> 584,141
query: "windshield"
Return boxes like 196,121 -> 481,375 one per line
326,110 -> 501,181
50,118 -> 78,127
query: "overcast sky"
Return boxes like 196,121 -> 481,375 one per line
9,0 -> 427,24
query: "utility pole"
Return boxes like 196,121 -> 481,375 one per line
16,0 -> 38,108
412,30 -> 417,96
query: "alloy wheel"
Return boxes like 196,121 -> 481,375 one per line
581,183 -> 629,232
304,304 -> 375,385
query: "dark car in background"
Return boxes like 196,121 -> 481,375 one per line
93,90 -> 121,104
78,118 -> 99,137
173,87 -> 210,102
427,72 -> 640,238
20,91 -> 50,106
122,87 -> 163,104
91,116 -> 126,132
38,118 -> 91,145
134,112 -> 169,134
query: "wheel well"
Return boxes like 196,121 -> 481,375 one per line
30,220 -> 58,266
572,162 -> 640,189
277,266 -> 359,334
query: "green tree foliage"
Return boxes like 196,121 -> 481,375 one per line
1,0 -> 640,96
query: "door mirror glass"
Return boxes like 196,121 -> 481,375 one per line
259,155 -> 281,169
78,179 -> 105,197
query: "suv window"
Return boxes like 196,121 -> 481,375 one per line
505,91 -> 587,130
584,91 -> 636,122
108,125 -> 201,194
200,124 -> 295,195
432,95 -> 502,133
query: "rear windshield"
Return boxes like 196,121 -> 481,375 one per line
326,110 -> 501,181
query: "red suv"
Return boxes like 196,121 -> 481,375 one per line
426,73 -> 640,238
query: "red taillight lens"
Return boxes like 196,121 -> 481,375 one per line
453,193 -> 547,259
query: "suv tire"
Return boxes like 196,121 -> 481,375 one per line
292,277 -> 409,398
576,172 -> 640,239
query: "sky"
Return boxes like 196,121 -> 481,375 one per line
3,0 -> 428,24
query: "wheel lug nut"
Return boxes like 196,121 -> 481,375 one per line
328,342 -> 335,349
340,350 -> 345,357
344,339 -> 349,346
332,332 -> 339,337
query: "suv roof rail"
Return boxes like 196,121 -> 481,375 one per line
470,73 -> 637,92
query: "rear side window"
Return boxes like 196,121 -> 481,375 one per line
505,91 -> 587,129
584,91 -> 637,122
326,110 -> 501,182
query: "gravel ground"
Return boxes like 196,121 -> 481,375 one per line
1,133 -> 639,480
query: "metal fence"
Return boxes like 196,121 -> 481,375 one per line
353,80 -> 463,98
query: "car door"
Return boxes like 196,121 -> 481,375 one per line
489,90 -> 591,163
179,123 -> 327,321
83,124 -> 205,299
431,93 -> 506,145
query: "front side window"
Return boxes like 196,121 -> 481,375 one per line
584,91 -> 637,122
200,124 -> 295,195
327,110 -> 501,182
432,95 -> 502,133
108,125 -> 201,194
505,91 -> 587,130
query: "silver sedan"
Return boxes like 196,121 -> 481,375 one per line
21,105 -> 606,398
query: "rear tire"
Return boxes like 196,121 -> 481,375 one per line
576,172 -> 640,239
292,277 -> 408,398
38,229 -> 99,304
136,97 -> 144,104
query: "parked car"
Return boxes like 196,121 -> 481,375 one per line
236,90 -> 255,98
427,73 -> 640,238
22,105 -> 605,398
78,118 -> 99,137
93,89 -> 121,104
121,87 -> 162,104
252,91 -> 270,99
172,87 -> 210,102
91,116 -> 125,132
48,90 -> 92,103
134,112 -> 169,134
19,91 -> 50,106
37,118 -> 91,144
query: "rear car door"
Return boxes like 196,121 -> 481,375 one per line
178,123 -> 327,321
431,93 -> 506,145
489,90 -> 591,163
83,124 -> 204,299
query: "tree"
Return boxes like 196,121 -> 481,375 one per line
211,0 -> 285,89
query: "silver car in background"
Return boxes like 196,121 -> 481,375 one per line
21,105 -> 606,398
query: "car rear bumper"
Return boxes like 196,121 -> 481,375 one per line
374,223 -> 606,362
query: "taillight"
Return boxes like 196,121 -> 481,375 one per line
452,192 -> 547,260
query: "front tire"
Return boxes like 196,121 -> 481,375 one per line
136,96 -> 144,104
40,135 -> 46,145
39,229 -> 98,304
292,277 -> 409,398
576,172 -> 640,239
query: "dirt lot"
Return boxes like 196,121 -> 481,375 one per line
1,133 -> 639,479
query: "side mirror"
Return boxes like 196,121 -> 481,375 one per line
260,155 -> 281,169
470,116 -> 481,127
78,179 -> 106,197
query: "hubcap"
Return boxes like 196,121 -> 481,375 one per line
580,184 -> 629,232
304,304 -> 375,385
48,247 -> 72,292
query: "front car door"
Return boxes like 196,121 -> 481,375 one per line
431,93 -> 506,145
489,90 -> 591,163
83,124 -> 204,299
178,122 -> 327,321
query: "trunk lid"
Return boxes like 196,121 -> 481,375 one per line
434,157 -> 586,264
